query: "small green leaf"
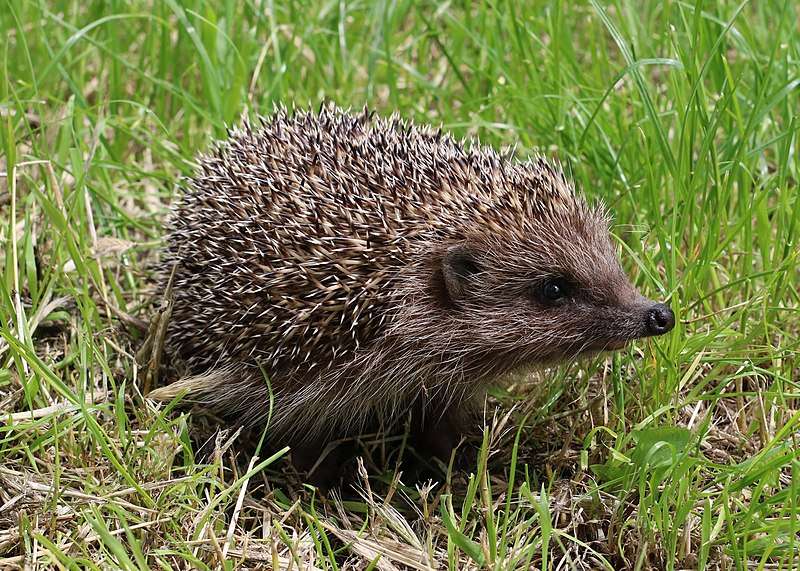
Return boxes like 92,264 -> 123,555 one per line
440,495 -> 485,567
631,427 -> 691,471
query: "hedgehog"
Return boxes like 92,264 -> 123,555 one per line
152,104 -> 675,477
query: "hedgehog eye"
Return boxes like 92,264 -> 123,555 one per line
538,278 -> 571,304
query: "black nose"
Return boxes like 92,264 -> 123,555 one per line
646,303 -> 675,336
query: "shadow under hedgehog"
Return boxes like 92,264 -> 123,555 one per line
149,104 -> 675,485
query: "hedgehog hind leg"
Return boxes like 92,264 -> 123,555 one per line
289,438 -> 356,491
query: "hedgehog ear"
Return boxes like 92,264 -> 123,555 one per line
442,244 -> 481,302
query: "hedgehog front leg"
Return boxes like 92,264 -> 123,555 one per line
410,406 -> 468,466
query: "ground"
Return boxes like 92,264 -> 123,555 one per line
1,1 -> 799,569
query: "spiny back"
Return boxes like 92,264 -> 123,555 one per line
164,105 -> 585,383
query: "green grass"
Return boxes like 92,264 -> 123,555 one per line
1,0 -> 798,568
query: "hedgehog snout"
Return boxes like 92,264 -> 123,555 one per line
644,303 -> 675,336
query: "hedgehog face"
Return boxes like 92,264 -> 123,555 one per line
439,214 -> 674,365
